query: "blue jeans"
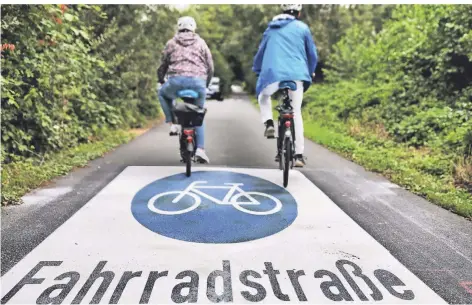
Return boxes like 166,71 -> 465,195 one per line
158,76 -> 207,148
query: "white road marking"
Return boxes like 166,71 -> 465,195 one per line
21,186 -> 73,206
1,167 -> 446,304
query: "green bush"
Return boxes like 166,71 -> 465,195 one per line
1,4 -> 177,162
319,5 -> 472,158
302,5 -> 472,211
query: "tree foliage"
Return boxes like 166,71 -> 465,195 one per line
184,4 -> 396,92
3,4 -> 470,173
1,4 -> 177,161
319,5 -> 472,157
2,4 -> 387,161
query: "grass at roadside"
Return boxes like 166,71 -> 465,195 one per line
250,97 -> 472,219
1,119 -> 160,206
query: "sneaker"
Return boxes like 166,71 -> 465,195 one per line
294,154 -> 306,167
195,148 -> 210,164
169,124 -> 181,136
275,153 -> 280,162
264,120 -> 275,138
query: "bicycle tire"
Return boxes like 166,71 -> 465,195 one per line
148,191 -> 200,215
278,124 -> 284,171
186,152 -> 191,177
230,192 -> 283,215
283,137 -> 291,187
185,139 -> 195,177
290,119 -> 295,169
279,143 -> 284,171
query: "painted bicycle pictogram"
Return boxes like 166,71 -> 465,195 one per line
147,180 -> 282,216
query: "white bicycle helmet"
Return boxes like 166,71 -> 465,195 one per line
281,4 -> 302,12
177,16 -> 197,32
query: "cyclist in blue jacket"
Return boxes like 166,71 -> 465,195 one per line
253,4 -> 318,167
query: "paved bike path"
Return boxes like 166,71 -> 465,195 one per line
1,94 -> 471,304
1,167 -> 444,304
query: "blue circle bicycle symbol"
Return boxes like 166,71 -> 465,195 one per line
131,171 -> 298,243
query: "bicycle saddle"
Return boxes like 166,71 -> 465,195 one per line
279,81 -> 297,91
177,89 -> 199,99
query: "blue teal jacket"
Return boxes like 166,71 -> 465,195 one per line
252,15 -> 318,97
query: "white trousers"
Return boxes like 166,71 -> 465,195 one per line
258,81 -> 304,154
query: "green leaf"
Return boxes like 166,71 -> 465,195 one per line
64,13 -> 74,22
79,30 -> 89,40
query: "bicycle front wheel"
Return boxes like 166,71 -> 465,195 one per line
230,192 -> 282,215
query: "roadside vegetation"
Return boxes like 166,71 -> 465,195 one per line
302,5 -> 472,218
242,5 -> 472,218
1,5 -> 175,204
2,128 -> 134,205
2,5 -> 471,217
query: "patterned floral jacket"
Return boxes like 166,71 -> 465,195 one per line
157,31 -> 214,86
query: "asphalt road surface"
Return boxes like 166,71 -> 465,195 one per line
1,93 -> 471,304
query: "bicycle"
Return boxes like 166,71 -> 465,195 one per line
147,180 -> 282,216
273,81 -> 297,188
172,90 -> 207,177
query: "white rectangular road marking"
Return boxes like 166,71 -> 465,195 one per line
1,167 -> 446,304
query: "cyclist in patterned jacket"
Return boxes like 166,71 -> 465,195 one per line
157,16 -> 214,164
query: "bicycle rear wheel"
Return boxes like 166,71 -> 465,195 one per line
185,141 -> 194,177
283,137 -> 291,187
278,121 -> 283,170
186,151 -> 191,177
